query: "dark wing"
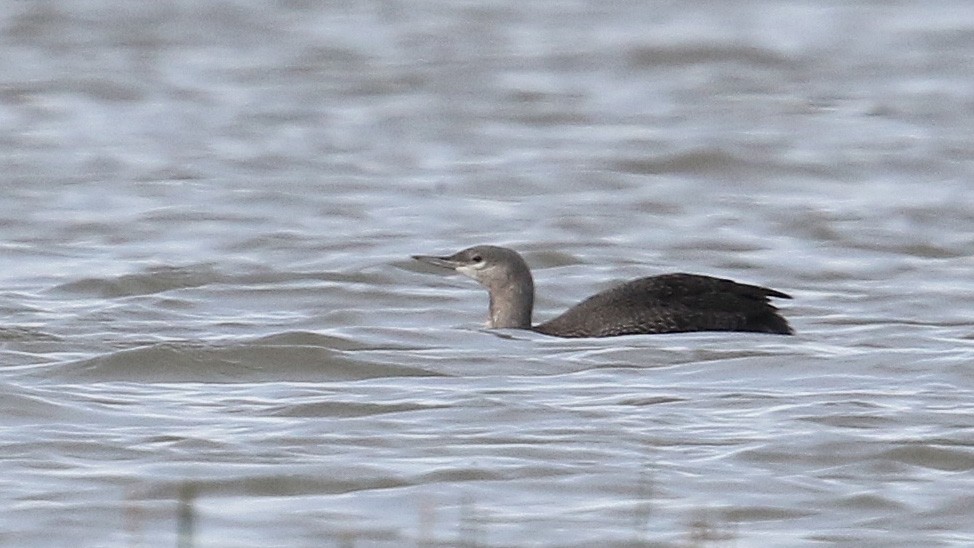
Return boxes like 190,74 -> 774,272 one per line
534,273 -> 792,338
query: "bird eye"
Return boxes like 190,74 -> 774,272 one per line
471,255 -> 483,263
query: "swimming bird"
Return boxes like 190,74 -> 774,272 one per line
412,245 -> 793,338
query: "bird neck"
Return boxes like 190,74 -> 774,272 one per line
487,278 -> 534,329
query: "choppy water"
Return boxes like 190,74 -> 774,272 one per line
2,1 -> 974,546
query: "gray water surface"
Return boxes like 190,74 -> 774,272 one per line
2,1 -> 974,546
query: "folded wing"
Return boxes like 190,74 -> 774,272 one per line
534,273 -> 792,338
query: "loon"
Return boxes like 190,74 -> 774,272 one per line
412,245 -> 793,338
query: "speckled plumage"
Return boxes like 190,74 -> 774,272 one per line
413,245 -> 792,338
534,273 -> 792,337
